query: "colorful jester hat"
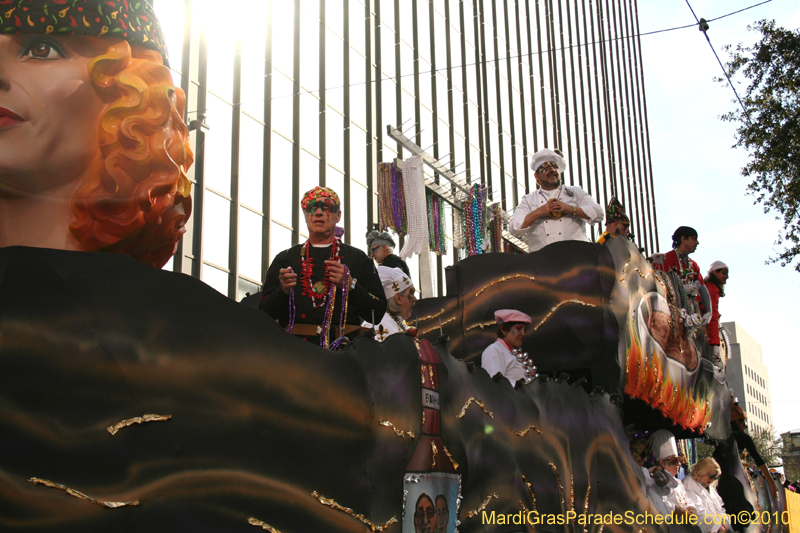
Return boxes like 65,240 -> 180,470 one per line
0,0 -> 169,65
605,196 -> 630,225
301,186 -> 341,212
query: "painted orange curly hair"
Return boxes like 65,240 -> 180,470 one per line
70,41 -> 194,268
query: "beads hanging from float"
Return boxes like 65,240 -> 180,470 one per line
462,184 -> 487,256
426,191 -> 447,256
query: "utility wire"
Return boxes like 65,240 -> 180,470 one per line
182,0 -> 772,114
684,0 -> 749,115
706,0 -> 774,23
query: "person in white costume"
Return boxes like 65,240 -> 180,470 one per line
480,309 -> 533,384
645,430 -> 698,518
367,266 -> 416,342
508,148 -> 603,252
683,458 -> 729,533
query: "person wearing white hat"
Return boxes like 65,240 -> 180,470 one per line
508,148 -> 603,252
480,309 -> 535,385
366,230 -> 410,276
645,430 -> 697,518
366,266 -> 417,341
704,261 -> 729,365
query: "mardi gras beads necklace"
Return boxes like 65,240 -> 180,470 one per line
321,265 -> 352,350
511,348 -> 537,384
300,239 -> 341,308
388,311 -> 409,333
672,248 -> 695,281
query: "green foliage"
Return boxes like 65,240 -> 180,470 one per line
781,433 -> 800,481
696,439 -> 715,462
749,425 -> 783,468
721,20 -> 800,271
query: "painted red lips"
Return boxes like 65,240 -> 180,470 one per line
0,107 -> 25,129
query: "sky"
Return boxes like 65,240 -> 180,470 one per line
636,0 -> 800,437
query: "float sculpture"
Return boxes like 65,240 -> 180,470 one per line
0,1 -> 779,531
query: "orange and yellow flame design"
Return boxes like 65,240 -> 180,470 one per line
624,315 -> 711,431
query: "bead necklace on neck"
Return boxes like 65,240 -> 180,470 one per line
388,311 -> 409,332
672,247 -> 694,281
300,239 -> 341,308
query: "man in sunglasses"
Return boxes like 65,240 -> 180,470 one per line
366,230 -> 410,276
509,148 -> 603,252
645,429 -> 698,519
260,187 -> 386,345
597,197 -> 632,245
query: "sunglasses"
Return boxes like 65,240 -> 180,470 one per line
662,456 -> 684,466
537,161 -> 559,173
370,245 -> 381,255
304,199 -> 339,214
708,473 -> 720,481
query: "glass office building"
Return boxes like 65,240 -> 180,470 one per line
154,0 -> 658,301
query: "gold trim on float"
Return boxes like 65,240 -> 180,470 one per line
247,518 -> 282,532
474,274 -> 537,297
514,424 -> 543,437
465,320 -> 496,332
549,463 -> 565,505
532,300 -> 596,332
465,493 -> 498,518
522,474 -> 537,512
456,398 -> 494,419
412,308 -> 446,324
619,259 -> 654,283
443,445 -> 459,470
379,420 -> 415,439
311,491 -> 397,532
28,477 -> 139,508
418,316 -> 455,336
107,414 -> 172,436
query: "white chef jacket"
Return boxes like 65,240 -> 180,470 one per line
508,186 -> 603,252
481,339 -> 527,384
683,477 -> 728,533
645,469 -> 694,516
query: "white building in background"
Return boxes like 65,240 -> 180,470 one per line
722,321 -> 774,435
151,0 -> 659,302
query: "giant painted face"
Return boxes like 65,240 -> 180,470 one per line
0,35 -> 109,196
434,495 -> 449,533
0,1 -> 192,268
414,493 -> 437,533
638,293 -> 697,370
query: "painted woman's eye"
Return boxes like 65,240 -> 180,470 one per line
21,41 -> 65,60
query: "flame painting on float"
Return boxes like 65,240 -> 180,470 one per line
0,0 -> 780,530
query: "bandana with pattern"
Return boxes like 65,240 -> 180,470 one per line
301,186 -> 340,212
605,196 -> 630,225
0,0 -> 168,65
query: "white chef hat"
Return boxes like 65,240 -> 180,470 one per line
530,148 -> 567,173
650,429 -> 678,461
707,260 -> 728,274
377,266 -> 413,298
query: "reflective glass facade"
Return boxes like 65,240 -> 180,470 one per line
155,0 -> 657,300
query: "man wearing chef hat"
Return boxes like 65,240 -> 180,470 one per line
645,429 -> 698,518
367,266 -> 417,341
509,148 -> 603,252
